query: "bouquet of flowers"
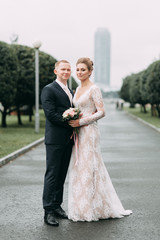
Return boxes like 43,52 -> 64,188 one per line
62,107 -> 81,122
62,107 -> 81,134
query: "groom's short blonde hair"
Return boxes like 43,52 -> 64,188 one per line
55,60 -> 70,69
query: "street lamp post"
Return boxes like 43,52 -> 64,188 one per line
33,41 -> 42,133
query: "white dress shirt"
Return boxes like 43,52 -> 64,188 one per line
56,79 -> 72,104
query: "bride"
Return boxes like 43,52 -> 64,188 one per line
68,58 -> 132,222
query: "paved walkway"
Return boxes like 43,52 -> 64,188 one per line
0,101 -> 160,240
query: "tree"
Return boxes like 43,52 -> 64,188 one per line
120,75 -> 135,107
0,42 -> 78,127
129,71 -> 148,111
12,45 -> 57,124
11,44 -> 35,124
139,69 -> 150,113
146,60 -> 160,117
69,76 -> 78,91
129,73 -> 141,106
39,51 -> 57,92
0,41 -> 18,127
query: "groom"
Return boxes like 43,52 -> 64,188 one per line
41,60 -> 74,226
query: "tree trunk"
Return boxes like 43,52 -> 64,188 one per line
29,105 -> 33,122
156,104 -> 160,118
1,107 -> 7,128
29,114 -> 32,122
129,102 -> 135,108
142,104 -> 147,113
17,106 -> 23,125
151,105 -> 157,117
151,105 -> 154,116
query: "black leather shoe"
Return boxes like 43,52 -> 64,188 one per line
44,213 -> 59,226
53,207 -> 68,219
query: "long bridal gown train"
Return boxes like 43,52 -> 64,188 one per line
68,84 -> 132,222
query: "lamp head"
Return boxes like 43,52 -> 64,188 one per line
33,41 -> 42,49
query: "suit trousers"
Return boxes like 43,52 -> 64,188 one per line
43,141 -> 73,213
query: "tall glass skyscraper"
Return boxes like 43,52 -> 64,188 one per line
94,28 -> 111,87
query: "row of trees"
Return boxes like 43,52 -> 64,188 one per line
120,60 -> 160,117
0,41 -> 78,127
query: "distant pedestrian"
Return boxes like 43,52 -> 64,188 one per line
116,100 -> 119,109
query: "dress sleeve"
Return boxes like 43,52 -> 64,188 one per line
79,86 -> 105,126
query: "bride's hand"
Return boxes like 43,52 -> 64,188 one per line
68,119 -> 80,127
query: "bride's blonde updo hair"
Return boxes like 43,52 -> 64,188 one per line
76,58 -> 94,71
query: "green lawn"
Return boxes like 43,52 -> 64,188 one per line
124,106 -> 160,128
0,110 -> 45,158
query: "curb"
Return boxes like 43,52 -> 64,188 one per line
126,112 -> 160,133
0,137 -> 44,167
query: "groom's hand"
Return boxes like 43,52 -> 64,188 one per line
68,119 -> 80,127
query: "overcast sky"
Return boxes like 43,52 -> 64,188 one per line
0,0 -> 160,88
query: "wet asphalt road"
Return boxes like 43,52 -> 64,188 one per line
0,101 -> 160,240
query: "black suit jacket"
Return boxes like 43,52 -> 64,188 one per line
41,81 -> 74,145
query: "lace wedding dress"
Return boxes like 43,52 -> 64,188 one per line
68,84 -> 132,222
